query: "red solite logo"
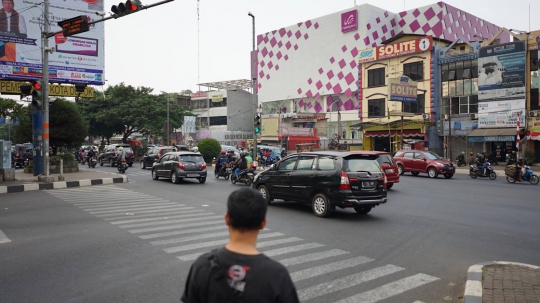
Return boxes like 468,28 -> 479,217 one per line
341,10 -> 357,33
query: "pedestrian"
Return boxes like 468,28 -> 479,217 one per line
181,188 -> 300,303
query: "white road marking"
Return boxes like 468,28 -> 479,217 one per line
129,220 -> 224,234
279,249 -> 350,266
0,229 -> 11,244
256,237 -> 303,248
164,232 -> 284,253
263,243 -> 325,258
97,207 -> 193,218
80,202 -> 179,212
117,213 -> 216,228
298,264 -> 404,301
139,225 -> 227,240
290,256 -> 374,282
334,273 -> 440,303
72,197 -> 165,204
110,210 -> 206,224
151,231 -> 231,246
89,205 -> 190,215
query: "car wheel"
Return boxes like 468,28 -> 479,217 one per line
199,177 -> 206,184
489,172 -> 497,180
427,167 -> 438,178
443,174 -> 453,179
152,169 -> 159,180
140,160 -> 146,169
398,165 -> 404,175
386,183 -> 393,189
312,193 -> 331,218
354,206 -> 372,214
258,185 -> 272,204
530,175 -> 539,185
171,172 -> 180,184
99,159 -> 103,166
411,172 -> 420,176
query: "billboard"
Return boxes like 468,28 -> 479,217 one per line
358,36 -> 433,63
0,0 -> 105,85
182,116 -> 196,134
478,110 -> 525,128
477,41 -> 526,103
341,10 -> 357,33
388,76 -> 418,102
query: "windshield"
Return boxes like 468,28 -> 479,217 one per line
376,155 -> 395,165
116,146 -> 132,153
424,152 -> 441,160
344,158 -> 381,172
179,155 -> 204,163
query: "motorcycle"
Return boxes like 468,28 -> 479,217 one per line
469,161 -> 496,180
506,165 -> 539,185
455,155 -> 466,167
88,156 -> 97,168
260,154 -> 279,166
214,163 -> 231,180
231,165 -> 255,186
23,158 -> 30,167
117,159 -> 128,174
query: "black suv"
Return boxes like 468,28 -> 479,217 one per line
140,146 -> 176,169
99,144 -> 135,167
253,152 -> 388,217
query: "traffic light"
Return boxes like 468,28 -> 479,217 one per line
19,84 -> 32,100
111,0 -> 142,17
31,80 -> 43,109
254,114 -> 261,133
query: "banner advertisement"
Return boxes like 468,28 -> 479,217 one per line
182,116 -> 196,134
478,41 -> 526,103
358,48 -> 376,63
478,110 -> 525,128
0,0 -> 105,85
191,91 -> 207,98
279,127 -> 313,137
358,36 -> 432,63
526,118 -> 540,140
211,94 -> 224,102
478,100 -> 525,114
388,76 -> 418,102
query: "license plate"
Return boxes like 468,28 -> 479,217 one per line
187,174 -> 199,177
448,167 -> 454,170
362,181 -> 375,187
247,173 -> 253,176
385,169 -> 394,173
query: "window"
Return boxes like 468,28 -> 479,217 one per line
179,155 -> 204,163
209,116 -> 227,126
368,68 -> 385,87
450,96 -> 478,114
403,94 -> 425,114
413,153 -> 423,160
403,61 -> 424,81
296,156 -> 316,170
448,70 -> 456,81
278,156 -> 298,170
376,155 -> 395,165
404,152 -> 414,158
344,158 -> 381,172
210,98 -> 227,108
318,157 -> 335,170
368,98 -> 385,117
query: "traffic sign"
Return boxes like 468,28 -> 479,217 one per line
58,15 -> 89,37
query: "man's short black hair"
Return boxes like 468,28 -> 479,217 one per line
227,188 -> 267,232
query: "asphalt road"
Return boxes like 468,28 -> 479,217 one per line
1,163 -> 539,303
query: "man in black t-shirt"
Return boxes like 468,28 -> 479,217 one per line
181,188 -> 299,303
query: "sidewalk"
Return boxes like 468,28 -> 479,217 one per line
463,261 -> 540,303
0,168 -> 127,194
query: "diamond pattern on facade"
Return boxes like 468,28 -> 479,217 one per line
327,70 -> 334,79
337,71 -> 344,80
338,59 -> 346,69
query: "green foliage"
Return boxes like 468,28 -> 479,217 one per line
0,98 -> 29,125
13,106 -> 32,143
197,138 -> 221,162
58,153 -> 75,162
524,150 -> 535,165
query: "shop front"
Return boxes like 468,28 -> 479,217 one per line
354,120 -> 428,153
467,128 -> 518,162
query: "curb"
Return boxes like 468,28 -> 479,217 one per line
463,261 -> 540,303
0,176 -> 128,194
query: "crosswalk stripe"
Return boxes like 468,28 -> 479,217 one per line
73,199 -> 167,206
412,301 -> 426,303
0,229 -> 11,244
139,225 -> 227,240
290,256 -> 374,282
71,197 -> 163,204
263,243 -> 325,258
334,273 -> 439,303
151,231 -> 231,246
256,237 -> 303,248
164,232 -> 284,254
118,213 -> 217,228
110,210 -> 206,224
89,205 -> 188,215
297,264 -> 403,301
97,207 -> 194,219
128,217 -> 224,233
279,249 -> 349,267
52,191 -> 132,197
48,186 -> 122,194
80,202 -> 179,212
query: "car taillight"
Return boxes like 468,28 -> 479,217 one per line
379,176 -> 387,189
157,150 -> 162,157
16,152 -> 19,157
129,152 -> 134,157
177,163 -> 185,170
340,171 -> 351,190
121,158 -> 126,162
201,163 -> 206,170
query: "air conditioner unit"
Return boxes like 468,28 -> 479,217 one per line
470,113 -> 478,120
529,111 -> 538,117
422,113 -> 430,121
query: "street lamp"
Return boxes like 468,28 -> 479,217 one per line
327,95 -> 342,142
248,11 -> 257,158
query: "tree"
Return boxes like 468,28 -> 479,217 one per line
14,99 -> 87,154
0,97 -> 29,126
79,91 -> 124,145
197,138 -> 221,163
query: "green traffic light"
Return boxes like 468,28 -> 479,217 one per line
255,127 -> 260,133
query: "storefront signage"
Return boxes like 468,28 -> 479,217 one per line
478,41 -> 526,103
224,133 -> 253,140
478,100 -> 525,114
341,10 -> 357,33
468,136 -> 515,142
211,94 -> 224,103
358,36 -> 433,63
438,54 -> 478,64
389,111 -> 415,117
191,91 -> 207,98
478,111 -> 525,128
0,81 -> 94,97
279,127 -> 313,137
388,76 -> 418,102
281,113 -> 298,119
526,119 -> 540,140
292,115 -> 326,121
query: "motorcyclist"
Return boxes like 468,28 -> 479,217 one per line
191,146 -> 200,154
234,153 -> 248,178
506,151 -> 517,165
468,151 -> 475,166
517,157 -> 525,181
23,149 -> 33,161
476,152 -> 486,176
117,146 -> 127,166
457,151 -> 465,165
226,148 -> 236,163
215,150 -> 229,175
281,147 -> 287,158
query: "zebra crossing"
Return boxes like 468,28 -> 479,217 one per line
47,185 -> 438,302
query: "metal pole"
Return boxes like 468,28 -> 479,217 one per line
42,0 -> 50,179
448,110 -> 452,161
249,12 -> 257,160
400,115 -> 404,149
167,93 -> 170,146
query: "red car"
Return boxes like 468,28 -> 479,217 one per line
352,151 -> 399,189
393,150 -> 455,179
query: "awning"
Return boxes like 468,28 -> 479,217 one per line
364,130 -> 424,138
468,128 -> 519,137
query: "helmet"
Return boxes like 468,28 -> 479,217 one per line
462,151 -> 465,154
519,157 -> 524,161
227,148 -> 233,153
119,147 -> 124,151
192,147 -> 198,152
221,150 -> 226,155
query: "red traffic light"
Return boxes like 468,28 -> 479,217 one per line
126,0 -> 137,11
31,80 -> 41,90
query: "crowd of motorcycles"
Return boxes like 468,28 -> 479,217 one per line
75,149 -> 128,173
214,150 -> 282,186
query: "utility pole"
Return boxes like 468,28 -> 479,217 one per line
248,12 -> 257,159
448,109 -> 452,161
167,93 -> 170,146
40,0 -> 52,181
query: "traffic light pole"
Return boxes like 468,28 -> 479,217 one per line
41,0 -> 51,181
249,12 -> 257,161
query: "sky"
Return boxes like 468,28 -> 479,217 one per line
103,0 -> 540,95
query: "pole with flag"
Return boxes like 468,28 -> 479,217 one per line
516,112 -> 520,152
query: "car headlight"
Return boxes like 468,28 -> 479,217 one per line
435,163 -> 444,167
